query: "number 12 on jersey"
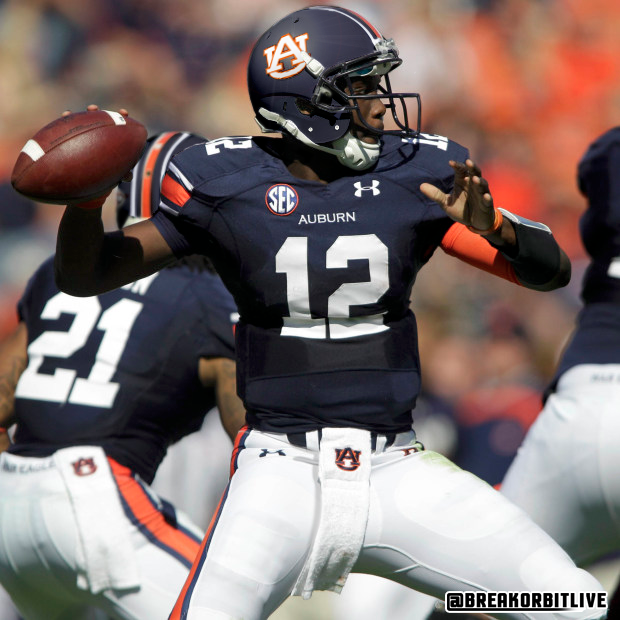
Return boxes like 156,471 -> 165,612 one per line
275,234 -> 390,340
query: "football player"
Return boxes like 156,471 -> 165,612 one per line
49,6 -> 607,620
501,126 -> 620,612
0,132 -> 245,620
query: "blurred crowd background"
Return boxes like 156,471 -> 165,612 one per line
2,0 -> 620,482
1,0 -> 620,616
3,0 -> 620,455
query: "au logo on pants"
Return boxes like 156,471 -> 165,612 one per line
334,447 -> 362,471
71,458 -> 97,476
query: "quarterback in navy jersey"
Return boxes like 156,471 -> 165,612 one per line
50,6 -> 606,620
502,126 -> 620,612
0,132 -> 244,620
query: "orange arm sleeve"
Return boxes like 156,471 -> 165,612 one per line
439,223 -> 521,285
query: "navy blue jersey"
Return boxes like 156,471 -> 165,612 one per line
547,127 -> 620,394
552,303 -> 620,380
153,133 -> 468,433
10,256 -> 237,483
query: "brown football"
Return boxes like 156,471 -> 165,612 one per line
11,110 -> 147,204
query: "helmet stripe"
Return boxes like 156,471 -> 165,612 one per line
310,6 -> 381,41
139,131 -> 178,219
341,8 -> 383,38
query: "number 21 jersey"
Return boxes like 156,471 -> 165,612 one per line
11,257 -> 237,483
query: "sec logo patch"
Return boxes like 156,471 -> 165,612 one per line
265,184 -> 299,216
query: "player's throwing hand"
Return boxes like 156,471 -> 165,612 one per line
421,158 -> 498,234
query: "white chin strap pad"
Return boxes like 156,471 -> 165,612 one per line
332,133 -> 381,170
257,108 -> 380,171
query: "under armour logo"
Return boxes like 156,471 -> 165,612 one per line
354,180 -> 380,197
71,458 -> 97,476
259,449 -> 286,457
334,447 -> 362,471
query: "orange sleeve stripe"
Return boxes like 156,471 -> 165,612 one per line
141,132 -> 177,218
161,173 -> 191,208
440,223 -> 521,285
108,458 -> 200,565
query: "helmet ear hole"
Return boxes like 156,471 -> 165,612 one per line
296,98 -> 317,116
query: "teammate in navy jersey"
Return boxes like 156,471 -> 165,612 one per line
0,132 -> 245,620
48,6 -> 607,620
501,126 -> 620,613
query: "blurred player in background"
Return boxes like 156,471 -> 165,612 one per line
0,131 -> 245,620
501,126 -> 620,616
151,387 -> 234,530
50,6 -> 606,619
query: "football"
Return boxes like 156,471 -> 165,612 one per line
11,110 -> 147,204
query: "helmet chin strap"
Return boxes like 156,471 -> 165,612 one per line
332,133 -> 381,170
258,107 -> 380,171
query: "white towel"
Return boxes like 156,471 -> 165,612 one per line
53,446 -> 141,594
293,428 -> 371,599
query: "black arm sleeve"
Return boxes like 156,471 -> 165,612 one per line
491,209 -> 570,289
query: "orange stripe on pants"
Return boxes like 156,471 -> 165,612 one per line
108,458 -> 200,566
169,427 -> 250,619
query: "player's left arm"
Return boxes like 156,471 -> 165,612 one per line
0,322 -> 28,452
439,218 -> 571,291
421,158 -> 571,291
198,357 -> 246,441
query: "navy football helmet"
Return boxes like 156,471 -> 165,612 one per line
116,131 -> 206,228
247,5 -> 421,170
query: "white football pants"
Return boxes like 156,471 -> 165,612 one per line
0,449 -> 204,620
170,428 -> 606,620
502,364 -> 620,567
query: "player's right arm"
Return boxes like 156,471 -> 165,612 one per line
53,105 -> 177,296
55,204 -> 175,296
0,321 -> 28,451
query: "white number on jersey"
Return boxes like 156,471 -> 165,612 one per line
204,137 -> 253,156
275,234 -> 389,339
16,293 -> 143,408
402,132 -> 449,151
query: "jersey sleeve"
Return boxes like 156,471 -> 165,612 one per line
151,138 -> 257,258
187,271 -> 237,360
17,256 -> 55,323
195,309 -> 236,360
17,275 -> 36,323
151,162 -> 207,257
151,207 -> 194,257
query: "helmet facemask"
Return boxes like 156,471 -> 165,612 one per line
308,44 -> 421,142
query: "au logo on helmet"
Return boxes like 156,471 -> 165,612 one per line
263,33 -> 309,79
